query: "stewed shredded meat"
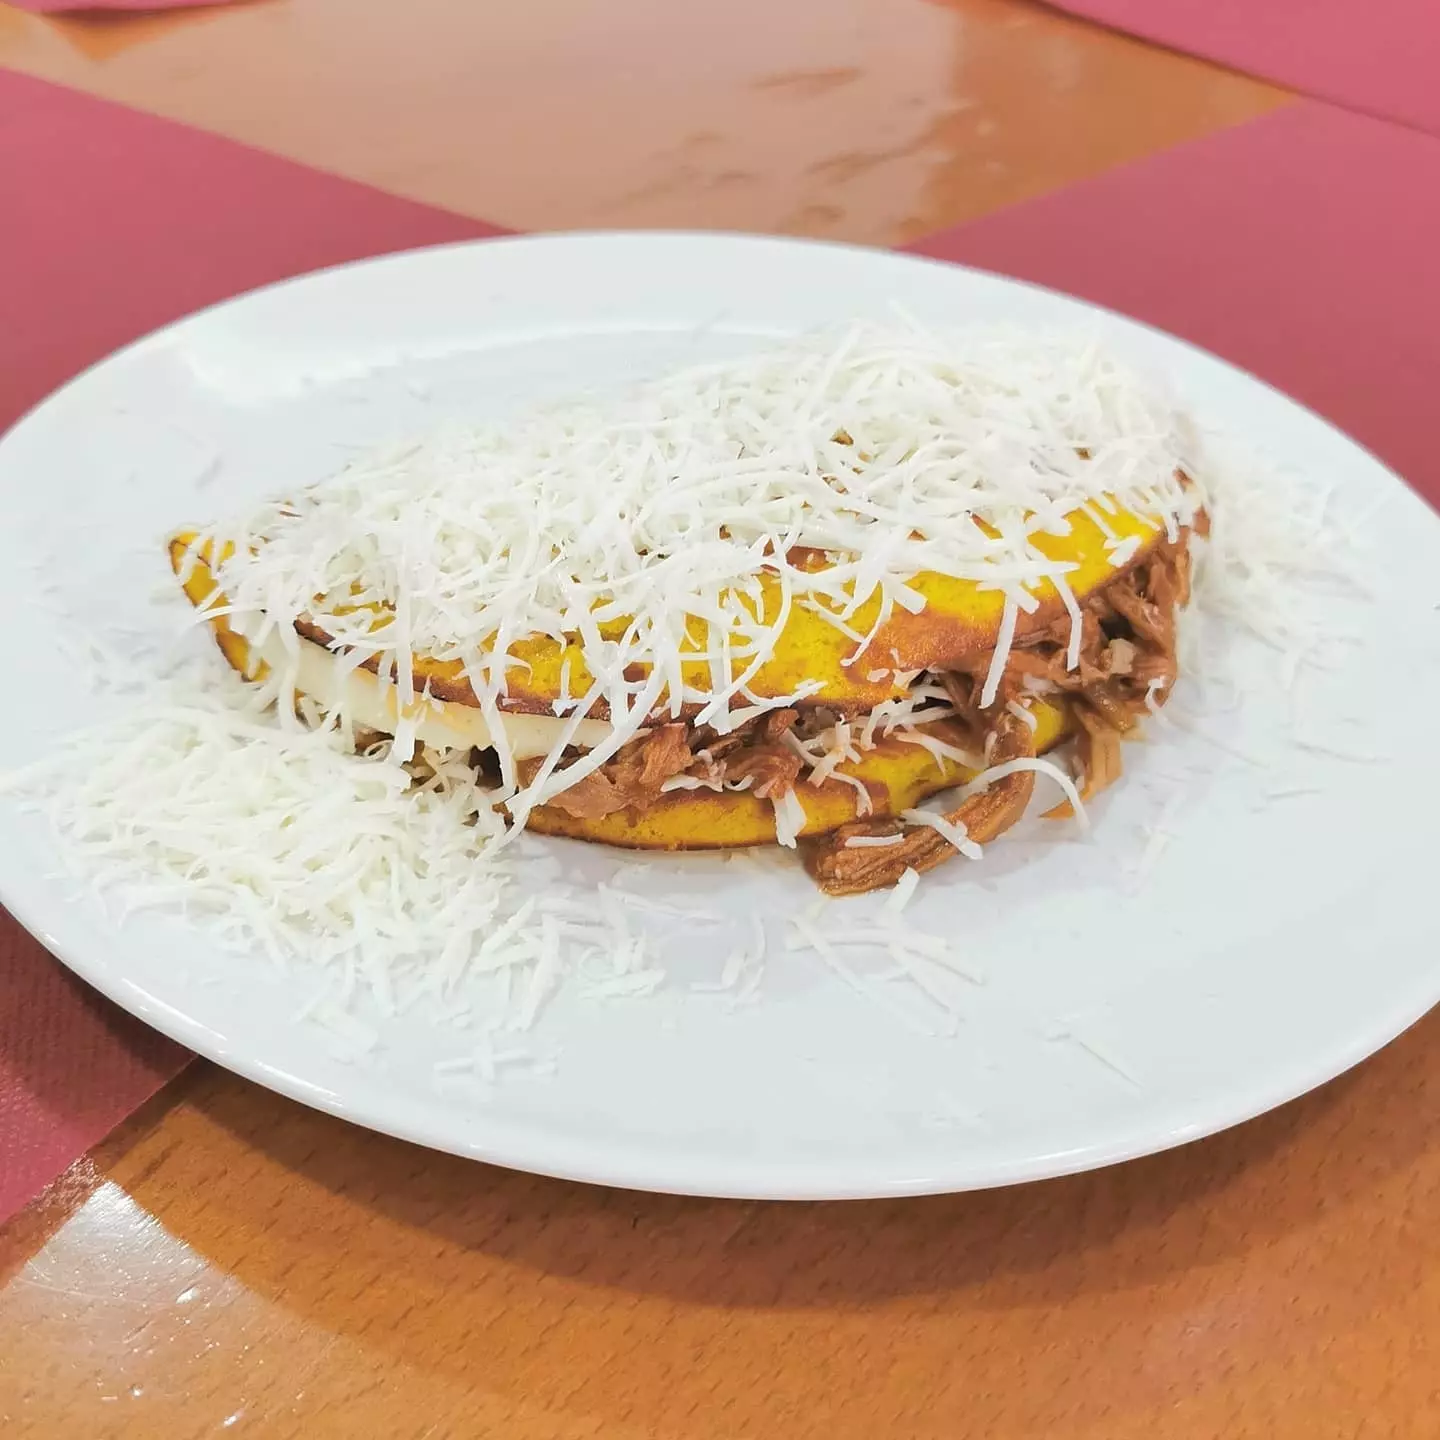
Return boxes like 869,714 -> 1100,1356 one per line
523,723 -> 692,821
1056,701 -> 1125,816
520,526 -> 1195,891
528,767 -> 623,821
721,743 -> 803,800
696,707 -> 802,798
807,709 -> 1038,895
613,723 -> 693,800
804,532 -> 1192,892
526,709 -> 803,820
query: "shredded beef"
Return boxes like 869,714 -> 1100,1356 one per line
807,710 -> 1037,895
537,767 -> 628,821
721,744 -> 803,800
757,708 -> 799,742
525,525 -> 1194,892
806,530 -> 1192,890
532,723 -> 693,821
610,723 -> 693,803
1050,701 -> 1125,817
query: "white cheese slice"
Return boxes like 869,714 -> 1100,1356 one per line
252,631 -> 616,759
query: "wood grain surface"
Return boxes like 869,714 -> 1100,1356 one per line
2,1013 -> 1436,1438
0,0 -> 1283,242
5,1 -> 1435,1436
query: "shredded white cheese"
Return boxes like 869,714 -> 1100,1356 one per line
5,670 -> 673,1037
899,807 -> 984,860
885,866 -> 921,914
771,788 -> 808,848
1006,699 -> 1040,732
979,596 -> 1019,711
195,322 -> 1196,821
961,754 -> 1090,828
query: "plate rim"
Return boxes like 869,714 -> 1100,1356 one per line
5,226 -> 1428,508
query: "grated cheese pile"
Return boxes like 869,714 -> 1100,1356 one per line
24,678 -> 517,1001
195,321 -> 1200,818
11,661 -> 745,1055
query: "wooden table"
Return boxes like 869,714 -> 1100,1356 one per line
2,2 -> 1436,1435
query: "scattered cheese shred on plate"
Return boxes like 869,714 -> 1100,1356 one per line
5,669 -> 642,1031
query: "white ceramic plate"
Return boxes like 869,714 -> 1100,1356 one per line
1,232 -> 1437,1200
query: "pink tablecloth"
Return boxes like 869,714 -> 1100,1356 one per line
914,100 -> 1440,508
1048,0 -> 1440,140
8,2 -> 242,13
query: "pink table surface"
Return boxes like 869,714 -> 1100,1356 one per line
915,99 -> 1440,508
7,1 -> 243,14
1048,0 -> 1440,139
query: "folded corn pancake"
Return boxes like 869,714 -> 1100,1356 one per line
170,322 -> 1207,893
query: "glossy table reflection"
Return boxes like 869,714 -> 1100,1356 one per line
5,1021 -> 1438,1438
0,0 -> 1280,244
4,1 -> 1435,1436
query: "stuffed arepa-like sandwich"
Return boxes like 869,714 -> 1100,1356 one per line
169,322 -> 1207,895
